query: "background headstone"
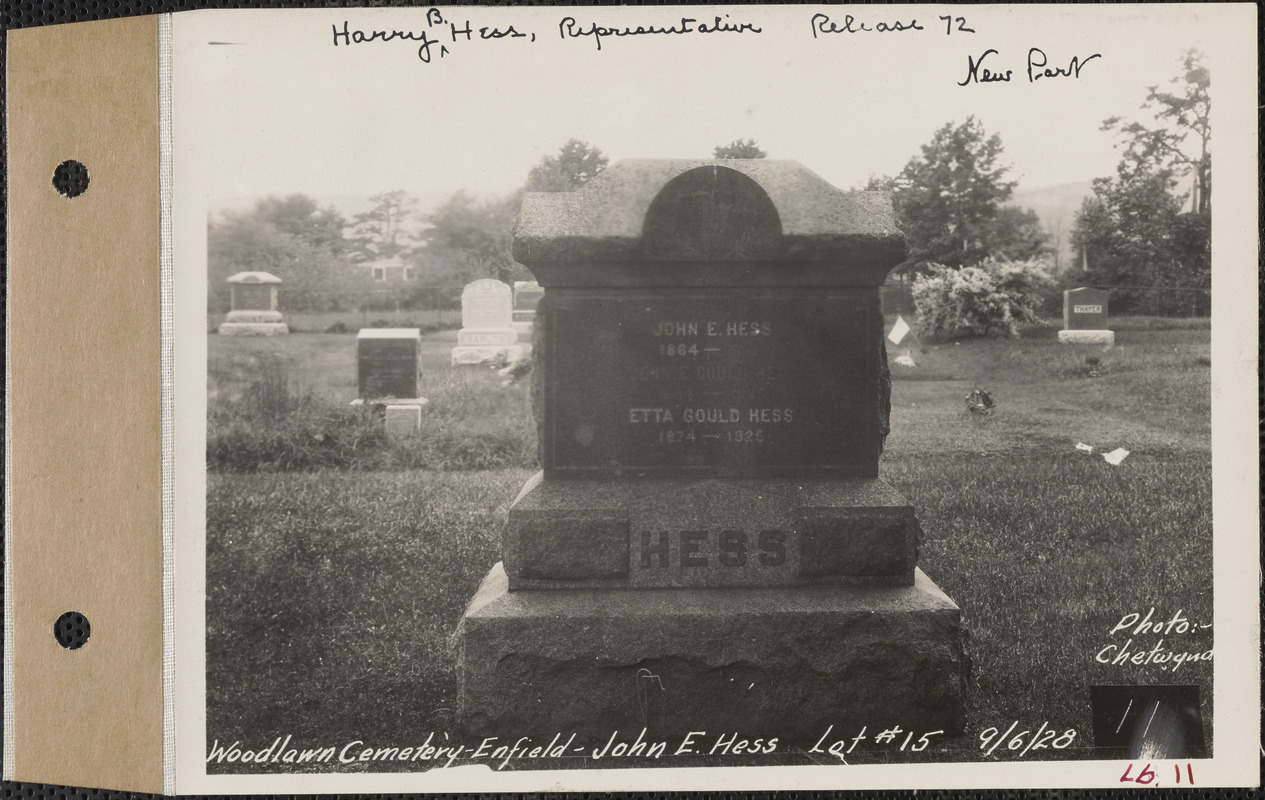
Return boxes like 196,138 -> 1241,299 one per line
457,159 -> 967,744
357,328 -> 421,400
511,280 -> 544,341
1059,287 -> 1113,344
451,278 -> 523,365
217,271 -> 288,335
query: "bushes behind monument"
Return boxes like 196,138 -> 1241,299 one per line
912,258 -> 1053,339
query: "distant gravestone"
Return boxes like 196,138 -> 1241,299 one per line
1059,287 -> 1113,345
217,272 -> 288,335
456,159 -> 967,744
451,279 -> 523,365
357,328 -> 421,400
354,328 -> 426,436
511,280 -> 544,341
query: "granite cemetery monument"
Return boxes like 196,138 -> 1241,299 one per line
511,280 -> 544,341
355,328 -> 426,435
456,160 -> 968,744
451,278 -> 523,365
217,271 -> 288,335
1058,287 -> 1114,345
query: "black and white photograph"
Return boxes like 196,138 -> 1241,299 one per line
164,4 -> 1257,792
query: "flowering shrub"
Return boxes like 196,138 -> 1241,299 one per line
912,258 -> 1052,338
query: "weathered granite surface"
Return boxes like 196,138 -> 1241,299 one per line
513,160 -> 906,285
504,472 -> 919,589
457,562 -> 968,743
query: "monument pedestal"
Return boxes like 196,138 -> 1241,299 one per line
451,343 -> 525,366
1058,329 -> 1114,345
457,562 -> 968,743
217,310 -> 289,336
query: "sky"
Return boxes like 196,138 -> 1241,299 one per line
174,5 -> 1250,219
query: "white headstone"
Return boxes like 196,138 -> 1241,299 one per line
452,279 -> 524,364
462,279 -> 514,329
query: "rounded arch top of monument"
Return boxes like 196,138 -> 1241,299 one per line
641,165 -> 784,261
512,159 -> 908,280
227,271 -> 282,284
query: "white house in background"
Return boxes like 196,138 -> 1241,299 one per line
354,255 -> 416,283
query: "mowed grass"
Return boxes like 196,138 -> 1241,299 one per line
206,319 -> 1213,769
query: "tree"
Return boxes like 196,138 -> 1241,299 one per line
418,191 -> 528,285
1071,51 -> 1212,316
1102,49 -> 1210,215
890,117 -> 1025,274
525,139 -> 609,192
985,206 -> 1051,263
1070,171 -> 1206,315
207,195 -> 353,312
350,190 -> 419,258
713,139 -> 767,159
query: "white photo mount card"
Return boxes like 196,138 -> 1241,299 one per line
4,4 -> 1259,794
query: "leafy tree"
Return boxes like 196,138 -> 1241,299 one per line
350,190 -> 419,258
1070,171 -> 1206,315
713,139 -> 767,159
207,195 -> 352,312
986,206 -> 1051,262
525,139 -> 609,192
418,191 -> 528,285
890,116 -> 1024,274
1071,51 -> 1211,315
1102,49 -> 1210,215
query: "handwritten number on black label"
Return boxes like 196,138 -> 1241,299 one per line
939,16 -> 976,34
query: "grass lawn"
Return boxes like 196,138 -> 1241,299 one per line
205,320 -> 1213,771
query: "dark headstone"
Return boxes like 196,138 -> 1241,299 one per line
1064,287 -> 1110,330
457,160 -> 967,742
513,281 -> 544,313
357,328 -> 420,400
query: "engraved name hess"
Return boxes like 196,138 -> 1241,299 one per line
640,529 -> 787,569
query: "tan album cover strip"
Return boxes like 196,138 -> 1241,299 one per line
7,15 -> 163,793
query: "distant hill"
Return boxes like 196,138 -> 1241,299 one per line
1006,180 -> 1095,275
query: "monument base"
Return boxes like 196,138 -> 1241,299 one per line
456,562 -> 968,744
451,345 -> 525,366
217,322 -> 289,336
1058,329 -> 1114,345
512,320 -> 534,340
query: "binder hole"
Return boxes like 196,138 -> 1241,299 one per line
54,611 -> 90,650
52,160 -> 90,198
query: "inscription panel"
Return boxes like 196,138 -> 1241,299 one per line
547,292 -> 875,476
1064,288 -> 1109,330
358,339 -> 419,399
233,284 -> 272,311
